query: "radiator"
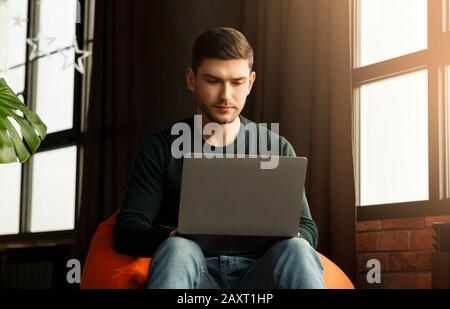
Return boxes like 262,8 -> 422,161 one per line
0,245 -> 73,289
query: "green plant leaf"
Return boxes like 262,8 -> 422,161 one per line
0,78 -> 47,164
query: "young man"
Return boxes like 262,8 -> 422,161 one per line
113,27 -> 324,289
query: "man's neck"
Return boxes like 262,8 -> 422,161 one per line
196,109 -> 241,147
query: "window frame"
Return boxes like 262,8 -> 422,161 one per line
352,0 -> 450,221
0,0 -> 94,243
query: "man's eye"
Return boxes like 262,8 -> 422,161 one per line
207,80 -> 219,84
232,81 -> 243,86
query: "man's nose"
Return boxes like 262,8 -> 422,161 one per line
220,83 -> 232,101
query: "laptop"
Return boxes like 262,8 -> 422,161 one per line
177,155 -> 308,256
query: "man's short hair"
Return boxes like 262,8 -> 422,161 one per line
191,27 -> 254,74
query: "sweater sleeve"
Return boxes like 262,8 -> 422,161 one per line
281,137 -> 319,249
113,133 -> 174,257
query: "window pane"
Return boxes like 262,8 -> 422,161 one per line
360,70 -> 429,205
37,0 -> 77,53
35,0 -> 77,134
30,146 -> 77,232
0,0 -> 28,94
359,0 -> 427,67
35,53 -> 75,134
0,163 -> 21,235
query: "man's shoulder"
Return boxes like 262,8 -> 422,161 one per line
239,115 -> 290,144
239,115 -> 296,156
145,116 -> 194,140
140,116 -> 194,151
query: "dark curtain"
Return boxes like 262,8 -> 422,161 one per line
77,0 -> 138,262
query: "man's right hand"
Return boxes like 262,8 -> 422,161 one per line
169,229 -> 178,237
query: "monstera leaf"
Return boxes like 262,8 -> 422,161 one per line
0,78 -> 47,163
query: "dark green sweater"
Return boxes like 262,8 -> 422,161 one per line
113,115 -> 318,257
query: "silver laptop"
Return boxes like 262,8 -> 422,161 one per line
177,155 -> 308,255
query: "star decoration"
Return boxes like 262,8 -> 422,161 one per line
12,14 -> 28,27
44,36 -> 56,48
26,31 -> 57,61
26,34 -> 40,61
61,37 -> 91,74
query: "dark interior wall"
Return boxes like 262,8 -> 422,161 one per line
131,0 -> 246,141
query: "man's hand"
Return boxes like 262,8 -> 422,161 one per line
169,229 -> 178,237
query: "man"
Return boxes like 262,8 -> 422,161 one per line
113,27 -> 324,289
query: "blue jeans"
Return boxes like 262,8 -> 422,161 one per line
147,236 -> 324,289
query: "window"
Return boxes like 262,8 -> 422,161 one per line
0,0 -> 95,239
360,70 -> 429,205
353,0 -> 450,219
30,146 -> 78,232
0,163 -> 21,235
359,0 -> 428,66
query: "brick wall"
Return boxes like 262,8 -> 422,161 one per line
356,215 -> 450,289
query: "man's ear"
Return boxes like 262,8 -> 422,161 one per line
186,67 -> 196,92
247,71 -> 256,94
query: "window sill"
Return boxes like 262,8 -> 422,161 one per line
0,230 -> 76,250
357,199 -> 450,221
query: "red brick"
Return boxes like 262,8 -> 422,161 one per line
417,272 -> 432,289
381,217 -> 424,230
381,273 -> 417,288
357,253 -> 389,272
357,232 -> 378,252
389,252 -> 431,271
425,216 -> 450,227
411,229 -> 435,250
357,220 -> 382,232
377,231 -> 410,251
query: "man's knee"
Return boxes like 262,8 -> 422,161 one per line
158,236 -> 203,257
278,237 -> 312,250
269,238 -> 323,272
148,237 -> 207,288
270,237 -> 317,259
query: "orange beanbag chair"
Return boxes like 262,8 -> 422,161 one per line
80,213 -> 354,289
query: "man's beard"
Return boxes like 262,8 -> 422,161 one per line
197,101 -> 237,125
